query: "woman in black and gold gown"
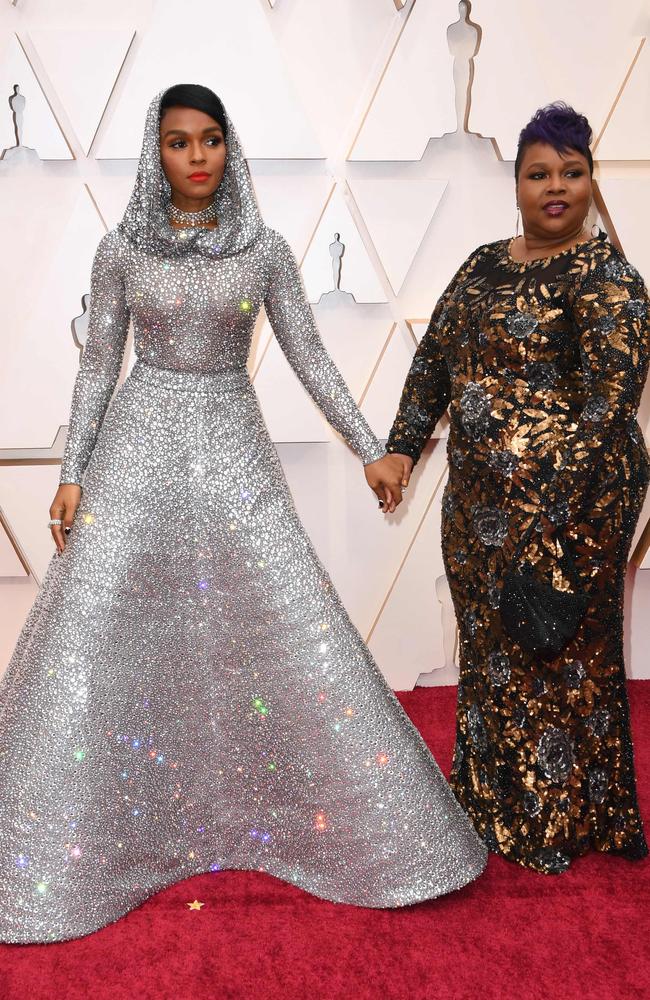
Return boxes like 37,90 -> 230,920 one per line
367,103 -> 650,873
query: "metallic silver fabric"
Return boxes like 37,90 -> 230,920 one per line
0,91 -> 486,944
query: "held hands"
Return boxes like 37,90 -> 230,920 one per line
364,453 -> 414,514
49,484 -> 81,553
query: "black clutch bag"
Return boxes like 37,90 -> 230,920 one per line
500,518 -> 589,657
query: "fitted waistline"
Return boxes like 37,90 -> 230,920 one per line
128,358 -> 252,394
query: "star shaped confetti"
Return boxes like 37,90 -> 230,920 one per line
186,899 -> 205,911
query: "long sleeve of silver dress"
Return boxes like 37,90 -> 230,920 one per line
0,89 -> 485,944
263,230 -> 384,466
60,233 -> 131,485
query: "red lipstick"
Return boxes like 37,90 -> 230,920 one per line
188,172 -> 210,182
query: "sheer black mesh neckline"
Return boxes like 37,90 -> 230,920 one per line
473,236 -> 607,287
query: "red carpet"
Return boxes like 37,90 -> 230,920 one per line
1,683 -> 648,1000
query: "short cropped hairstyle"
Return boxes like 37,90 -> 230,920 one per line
514,101 -> 593,179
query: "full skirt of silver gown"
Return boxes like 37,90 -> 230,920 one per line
0,360 -> 486,942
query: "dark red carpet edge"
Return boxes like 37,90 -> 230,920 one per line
1,683 -> 648,1000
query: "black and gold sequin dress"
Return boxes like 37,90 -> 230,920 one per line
387,237 -> 650,873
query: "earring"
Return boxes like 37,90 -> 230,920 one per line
515,206 -> 521,239
591,222 -> 601,238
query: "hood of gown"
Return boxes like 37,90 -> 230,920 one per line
117,88 -> 266,259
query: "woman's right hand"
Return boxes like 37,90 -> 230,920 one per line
49,484 -> 82,553
364,453 -> 414,513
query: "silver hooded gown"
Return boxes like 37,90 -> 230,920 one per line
0,90 -> 486,943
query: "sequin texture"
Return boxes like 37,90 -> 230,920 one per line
0,90 -> 486,943
387,238 -> 649,871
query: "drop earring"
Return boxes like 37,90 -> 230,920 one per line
515,206 -> 521,239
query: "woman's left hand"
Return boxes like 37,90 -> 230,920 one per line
364,453 -> 414,513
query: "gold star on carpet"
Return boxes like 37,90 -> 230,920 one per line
186,899 -> 205,910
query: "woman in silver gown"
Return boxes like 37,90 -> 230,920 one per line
0,86 -> 486,943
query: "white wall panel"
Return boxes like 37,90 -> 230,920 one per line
301,184 -> 387,303
469,0 -> 645,160
349,0 -> 459,160
0,181 -> 106,448
368,442 -> 449,688
271,0 -> 398,157
94,0 -> 323,159
28,28 -> 135,154
349,178 -> 447,293
596,40 -> 650,160
0,34 -> 71,159
0,465 -> 61,583
0,523 -> 26,576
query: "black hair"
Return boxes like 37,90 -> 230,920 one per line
159,84 -> 228,138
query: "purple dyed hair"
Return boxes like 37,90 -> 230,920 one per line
515,101 -> 593,179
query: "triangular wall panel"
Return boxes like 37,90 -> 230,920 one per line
28,28 -> 135,154
469,1 -> 640,160
349,0 -> 458,160
349,178 -> 447,293
0,522 -> 27,577
0,181 -> 106,449
596,40 -> 649,159
301,185 -> 387,303
0,465 -> 61,584
367,443 -> 449,689
0,34 -> 71,159
95,0 -> 323,159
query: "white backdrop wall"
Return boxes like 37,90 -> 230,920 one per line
1,0 -> 649,688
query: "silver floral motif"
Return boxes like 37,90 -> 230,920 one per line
525,361 -> 558,391
442,489 -> 455,517
460,381 -> 491,440
626,298 -> 648,320
506,312 -> 539,340
473,506 -> 509,547
467,704 -> 488,752
488,449 -> 519,477
403,402 -> 432,431
602,257 -> 630,281
579,344 -> 594,387
523,790 -> 541,817
512,705 -> 527,729
535,847 -> 571,874
564,659 -> 586,689
488,651 -> 511,686
464,609 -> 478,637
546,500 -> 570,525
596,314 -> 617,334
487,579 -> 501,610
587,710 -> 610,738
588,767 -> 608,804
582,395 -> 609,422
537,726 -> 575,783
628,418 -> 642,445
